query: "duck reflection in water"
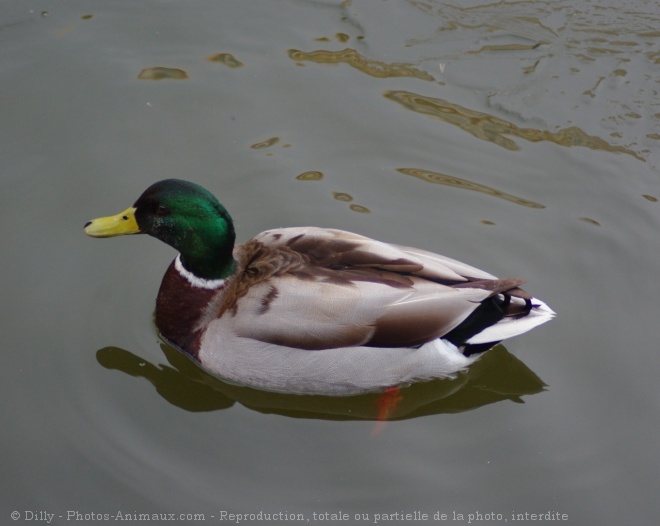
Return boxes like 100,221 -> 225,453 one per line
96,342 -> 546,424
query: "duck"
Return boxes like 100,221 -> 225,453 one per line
84,179 -> 554,395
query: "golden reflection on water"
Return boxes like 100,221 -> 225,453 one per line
397,168 -> 545,209
313,32 -> 353,44
332,192 -> 353,202
206,52 -> 244,68
137,67 -> 189,80
330,192 -> 370,213
466,42 -> 545,55
579,217 -> 601,226
288,48 -> 436,81
296,171 -> 324,181
349,204 -> 370,213
250,137 -> 280,149
385,90 -> 643,160
295,178 -> 370,212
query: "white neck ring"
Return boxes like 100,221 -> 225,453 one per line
174,255 -> 227,290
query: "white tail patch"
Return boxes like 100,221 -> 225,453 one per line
466,299 -> 555,344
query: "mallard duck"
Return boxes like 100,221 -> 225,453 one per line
85,179 -> 554,395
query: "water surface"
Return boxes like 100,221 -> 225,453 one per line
2,1 -> 659,524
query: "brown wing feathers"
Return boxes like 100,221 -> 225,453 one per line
225,229 -> 532,350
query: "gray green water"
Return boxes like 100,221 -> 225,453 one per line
2,1 -> 659,524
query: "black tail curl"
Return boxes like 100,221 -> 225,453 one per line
444,291 -> 533,357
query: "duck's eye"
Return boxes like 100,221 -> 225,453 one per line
155,205 -> 170,216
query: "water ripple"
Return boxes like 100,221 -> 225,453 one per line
397,168 -> 546,209
385,90 -> 643,160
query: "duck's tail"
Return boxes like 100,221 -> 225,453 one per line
445,286 -> 555,356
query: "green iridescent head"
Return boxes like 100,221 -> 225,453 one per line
85,179 -> 237,279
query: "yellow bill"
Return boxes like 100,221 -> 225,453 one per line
84,206 -> 140,238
